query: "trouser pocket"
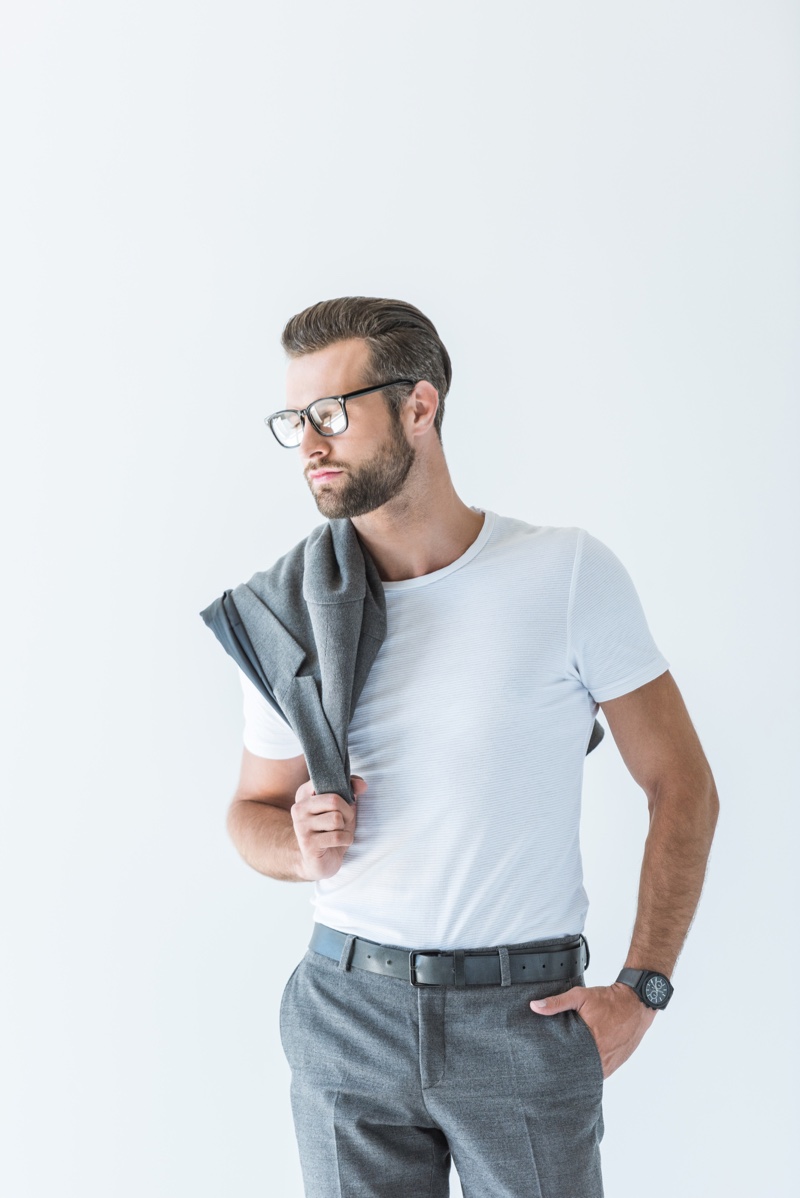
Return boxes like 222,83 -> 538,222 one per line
571,1008 -> 605,1091
279,951 -> 347,1084
278,958 -> 305,1059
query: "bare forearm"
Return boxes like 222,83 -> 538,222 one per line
226,800 -> 309,882
625,776 -> 720,976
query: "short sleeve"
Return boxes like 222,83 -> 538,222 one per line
566,529 -> 670,703
237,667 -> 305,759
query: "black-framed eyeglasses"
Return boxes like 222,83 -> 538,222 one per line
264,378 -> 417,448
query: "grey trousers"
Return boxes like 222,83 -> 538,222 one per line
279,929 -> 605,1197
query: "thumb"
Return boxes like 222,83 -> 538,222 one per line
350,775 -> 368,800
530,986 -> 582,1015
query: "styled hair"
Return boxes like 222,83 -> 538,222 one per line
281,296 -> 452,442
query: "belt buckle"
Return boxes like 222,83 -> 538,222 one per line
409,949 -> 436,986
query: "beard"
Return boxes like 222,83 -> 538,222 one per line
307,413 -> 416,520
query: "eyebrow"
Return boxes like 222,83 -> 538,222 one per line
282,385 -> 363,412
280,393 -> 334,413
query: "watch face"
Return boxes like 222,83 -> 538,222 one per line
644,974 -> 670,1006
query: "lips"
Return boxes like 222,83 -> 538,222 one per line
309,469 -> 343,481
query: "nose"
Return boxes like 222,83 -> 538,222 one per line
298,415 -> 332,461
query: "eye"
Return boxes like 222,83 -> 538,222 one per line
269,411 -> 304,446
310,398 -> 347,433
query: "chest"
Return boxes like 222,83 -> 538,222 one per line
349,579 -> 569,749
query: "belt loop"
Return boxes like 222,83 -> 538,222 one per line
498,945 -> 512,987
453,949 -> 466,988
338,933 -> 356,972
580,934 -> 590,973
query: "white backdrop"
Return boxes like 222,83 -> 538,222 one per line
2,3 -> 798,1196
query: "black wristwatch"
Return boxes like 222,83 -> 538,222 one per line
616,968 -> 674,1010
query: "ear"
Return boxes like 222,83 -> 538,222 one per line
405,380 -> 439,437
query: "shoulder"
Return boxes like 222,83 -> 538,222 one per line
487,512 -> 583,566
485,513 -> 638,579
568,527 -> 647,591
235,519 -> 329,598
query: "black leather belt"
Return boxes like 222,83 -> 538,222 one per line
309,923 -> 589,987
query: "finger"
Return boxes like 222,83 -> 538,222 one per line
311,810 -> 348,833
350,775 -> 368,799
293,808 -> 344,835
296,792 -> 352,817
303,829 -> 354,853
294,779 -> 316,803
529,986 -> 582,1015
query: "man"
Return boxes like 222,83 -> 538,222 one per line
221,296 -> 719,1197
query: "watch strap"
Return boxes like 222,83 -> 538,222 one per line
617,968 -> 646,989
616,967 -> 674,1008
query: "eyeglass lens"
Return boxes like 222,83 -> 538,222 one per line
271,397 -> 347,446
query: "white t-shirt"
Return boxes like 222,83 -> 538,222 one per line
238,510 -> 670,950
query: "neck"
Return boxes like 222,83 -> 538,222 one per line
350,458 -> 485,583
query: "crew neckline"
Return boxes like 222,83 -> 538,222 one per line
382,508 -> 496,592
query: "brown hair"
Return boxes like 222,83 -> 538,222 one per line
281,296 -> 452,442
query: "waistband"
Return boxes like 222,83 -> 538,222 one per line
308,923 -> 589,987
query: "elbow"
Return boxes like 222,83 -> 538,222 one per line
707,775 -> 721,832
646,769 -> 720,834
680,771 -> 718,848
225,797 -> 247,847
